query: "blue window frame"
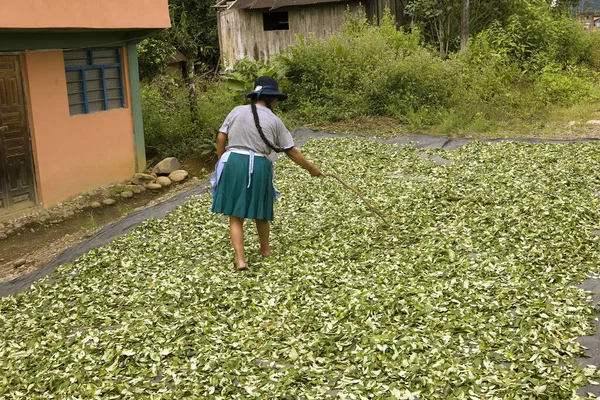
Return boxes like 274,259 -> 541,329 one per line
64,48 -> 125,116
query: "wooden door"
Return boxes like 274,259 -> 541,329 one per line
0,55 -> 36,214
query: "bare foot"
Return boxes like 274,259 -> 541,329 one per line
256,247 -> 272,257
234,260 -> 248,270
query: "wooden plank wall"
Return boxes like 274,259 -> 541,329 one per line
366,0 -> 407,26
218,3 -> 365,68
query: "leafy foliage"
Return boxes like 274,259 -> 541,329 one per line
137,35 -> 177,82
221,58 -> 284,100
167,0 -> 219,67
278,8 -> 600,130
1,138 -> 600,398
141,75 -> 237,162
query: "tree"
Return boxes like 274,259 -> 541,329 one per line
405,0 -> 461,58
461,0 -> 469,52
405,0 -> 580,58
137,35 -> 177,81
166,0 -> 220,121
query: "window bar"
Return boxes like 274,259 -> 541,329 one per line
88,49 -> 94,65
81,70 -> 89,114
101,67 -> 108,110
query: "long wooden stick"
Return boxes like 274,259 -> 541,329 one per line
324,172 -> 391,227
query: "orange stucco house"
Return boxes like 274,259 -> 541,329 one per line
0,0 -> 170,217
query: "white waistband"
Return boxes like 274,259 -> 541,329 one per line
229,148 -> 267,157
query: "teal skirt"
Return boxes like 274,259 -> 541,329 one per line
211,153 -> 275,220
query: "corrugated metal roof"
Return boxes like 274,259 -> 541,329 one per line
230,0 -> 351,10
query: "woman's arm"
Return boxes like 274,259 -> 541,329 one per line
216,132 -> 227,160
286,147 -> 324,177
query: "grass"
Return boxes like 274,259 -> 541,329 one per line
1,137 -> 600,398
305,102 -> 600,140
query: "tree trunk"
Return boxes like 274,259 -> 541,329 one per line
461,0 -> 470,52
437,18 -> 446,58
184,58 -> 198,123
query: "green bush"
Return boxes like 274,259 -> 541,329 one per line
142,74 -> 237,165
279,12 -> 449,124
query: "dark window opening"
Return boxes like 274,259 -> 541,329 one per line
263,12 -> 289,31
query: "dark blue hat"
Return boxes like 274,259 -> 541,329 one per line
246,76 -> 288,101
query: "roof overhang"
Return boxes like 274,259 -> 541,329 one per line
0,28 -> 162,52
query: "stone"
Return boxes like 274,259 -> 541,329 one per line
120,191 -> 134,199
13,259 -> 26,269
152,157 -> 181,175
147,183 -> 162,190
102,199 -> 116,206
169,170 -> 188,182
132,173 -> 156,185
126,185 -> 145,194
587,120 -> 600,125
63,210 -> 75,218
91,201 -> 102,209
156,176 -> 172,187
0,234 -> 7,241
0,223 -> 4,232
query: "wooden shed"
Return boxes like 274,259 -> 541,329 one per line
216,0 -> 406,68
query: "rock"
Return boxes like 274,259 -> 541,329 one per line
126,185 -> 145,194
63,210 -> 75,218
0,223 -> 4,232
121,191 -> 134,199
147,183 -> 162,190
152,157 -> 181,175
102,199 -> 116,206
156,176 -> 172,187
151,173 -> 158,179
13,259 -> 26,269
0,234 -> 7,241
30,228 -> 35,233
132,173 -> 156,185
587,120 -> 600,125
91,201 -> 102,209
169,170 -> 188,182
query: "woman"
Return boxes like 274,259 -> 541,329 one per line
210,76 -> 323,270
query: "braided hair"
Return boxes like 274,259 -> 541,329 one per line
250,95 -> 287,153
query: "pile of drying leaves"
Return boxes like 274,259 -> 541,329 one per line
1,138 -> 600,399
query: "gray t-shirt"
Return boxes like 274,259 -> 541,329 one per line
219,104 -> 295,155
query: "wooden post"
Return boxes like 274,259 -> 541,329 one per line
461,0 -> 469,52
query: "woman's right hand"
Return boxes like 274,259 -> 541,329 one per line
309,166 -> 325,177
